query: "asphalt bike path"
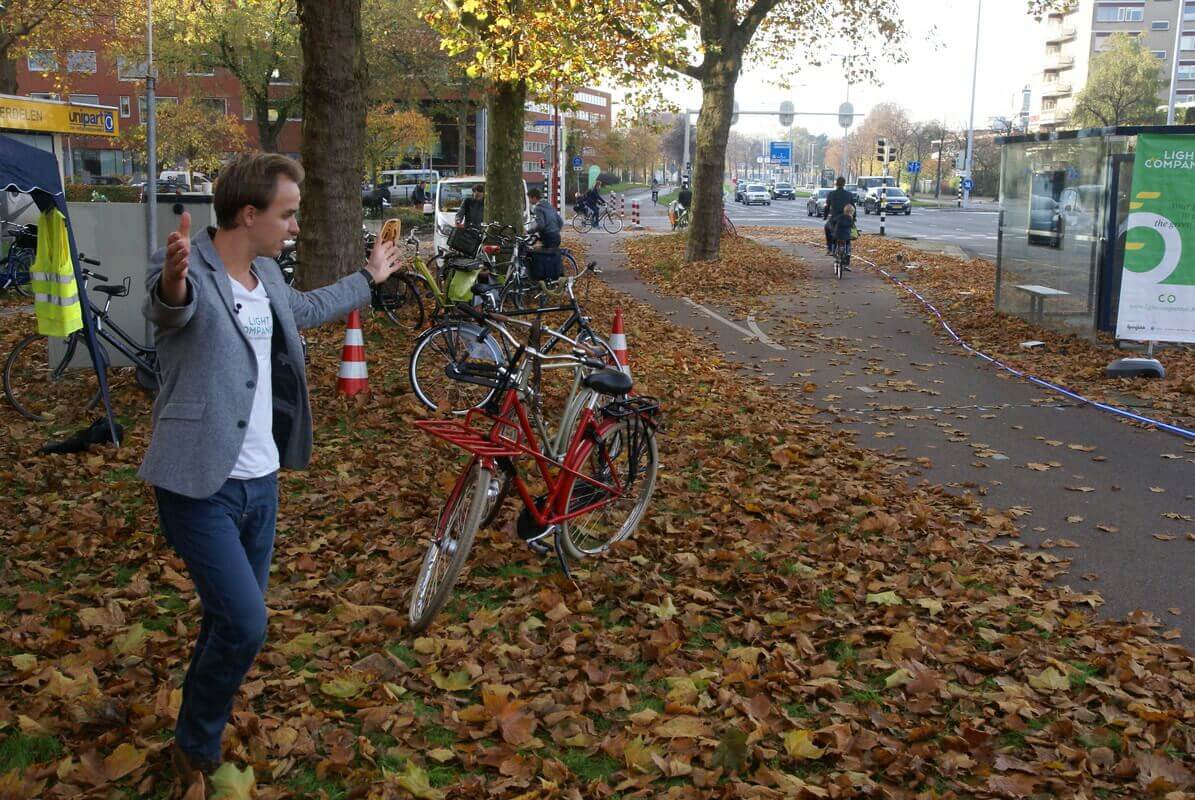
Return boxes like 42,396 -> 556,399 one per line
583,209 -> 1195,644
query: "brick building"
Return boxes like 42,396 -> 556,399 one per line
15,44 -> 611,187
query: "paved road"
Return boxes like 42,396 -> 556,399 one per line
584,227 -> 1195,645
626,189 -> 1001,261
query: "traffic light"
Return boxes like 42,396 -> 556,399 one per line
876,138 -> 887,162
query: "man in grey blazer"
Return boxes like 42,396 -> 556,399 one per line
140,153 -> 400,789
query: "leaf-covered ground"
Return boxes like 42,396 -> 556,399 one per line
1,257 -> 1194,799
739,227 -> 1195,432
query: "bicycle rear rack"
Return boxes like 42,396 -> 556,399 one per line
414,417 -> 526,458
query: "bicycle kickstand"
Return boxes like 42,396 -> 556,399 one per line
552,533 -> 573,580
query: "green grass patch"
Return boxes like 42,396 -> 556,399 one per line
560,749 -> 621,782
0,733 -> 63,772
386,643 -> 420,668
286,766 -> 348,799
422,724 -> 456,748
816,590 -> 836,611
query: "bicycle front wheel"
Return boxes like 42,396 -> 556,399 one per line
408,322 -> 504,414
378,273 -> 426,330
8,247 -> 33,297
560,417 -> 658,559
4,333 -> 103,422
722,214 -> 738,238
409,460 -> 488,633
602,212 -> 623,234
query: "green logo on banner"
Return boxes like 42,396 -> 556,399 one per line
1124,134 -> 1195,286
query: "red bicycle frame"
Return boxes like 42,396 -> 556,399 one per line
416,385 -> 625,531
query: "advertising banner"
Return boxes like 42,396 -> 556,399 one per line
0,95 -> 118,137
1117,134 -> 1195,343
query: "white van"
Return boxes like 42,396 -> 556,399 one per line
377,169 -> 440,204
159,170 -> 213,194
432,175 -> 531,253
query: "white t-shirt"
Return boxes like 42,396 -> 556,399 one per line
228,273 -> 280,479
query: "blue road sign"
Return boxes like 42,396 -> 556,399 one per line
907,160 -> 921,174
768,141 -> 793,167
962,177 -> 975,191
533,119 -> 560,127
571,155 -> 583,168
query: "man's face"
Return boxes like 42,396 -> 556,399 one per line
473,190 -> 484,201
245,176 -> 300,258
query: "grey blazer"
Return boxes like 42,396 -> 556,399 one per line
138,227 -> 371,499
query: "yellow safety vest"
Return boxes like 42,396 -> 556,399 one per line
31,208 -> 83,337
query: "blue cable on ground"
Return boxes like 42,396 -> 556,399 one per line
857,257 -> 1195,442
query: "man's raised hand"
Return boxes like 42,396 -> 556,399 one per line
365,238 -> 401,285
158,212 -> 192,306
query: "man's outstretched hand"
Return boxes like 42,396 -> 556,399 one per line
158,212 -> 191,306
365,238 -> 400,286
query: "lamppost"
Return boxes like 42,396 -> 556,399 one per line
145,0 -> 158,258
963,0 -> 982,208
1167,0 -> 1184,124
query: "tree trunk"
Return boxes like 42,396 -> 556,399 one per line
686,59 -> 740,263
255,97 -> 280,152
0,52 -> 17,96
485,79 -> 527,230
296,0 -> 366,289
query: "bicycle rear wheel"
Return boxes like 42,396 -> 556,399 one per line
378,273 -> 426,330
4,333 -> 103,422
602,212 -> 623,234
6,248 -> 33,297
408,321 -> 504,414
571,215 -> 591,234
409,460 -> 488,633
559,417 -> 658,559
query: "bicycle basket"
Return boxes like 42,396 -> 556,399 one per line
447,225 -> 483,256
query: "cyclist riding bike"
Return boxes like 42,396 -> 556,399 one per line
822,177 -> 855,257
827,202 -> 856,269
650,178 -> 659,205
581,181 -> 606,227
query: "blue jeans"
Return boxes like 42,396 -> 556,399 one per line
154,473 -> 278,762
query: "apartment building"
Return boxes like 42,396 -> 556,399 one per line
15,41 -> 611,187
1037,0 -> 1195,129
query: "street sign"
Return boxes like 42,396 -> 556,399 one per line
962,177 -> 975,191
768,141 -> 792,166
571,155 -> 583,168
908,161 -> 921,174
532,119 -> 559,127
838,101 -> 854,129
756,156 -> 764,163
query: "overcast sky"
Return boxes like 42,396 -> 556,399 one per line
608,0 -> 1044,139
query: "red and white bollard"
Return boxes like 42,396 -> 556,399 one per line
611,307 -> 631,377
631,200 -> 640,226
617,193 -> 625,217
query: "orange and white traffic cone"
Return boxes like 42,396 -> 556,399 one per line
611,307 -> 630,377
337,309 -> 369,396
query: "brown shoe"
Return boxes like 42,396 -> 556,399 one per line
171,741 -> 219,796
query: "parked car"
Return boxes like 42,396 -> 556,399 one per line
160,170 -> 212,194
806,188 -> 832,216
771,182 -> 795,200
377,169 -> 440,204
741,183 -> 770,206
432,175 -> 531,254
863,187 -> 911,215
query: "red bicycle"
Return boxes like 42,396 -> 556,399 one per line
409,306 -> 660,632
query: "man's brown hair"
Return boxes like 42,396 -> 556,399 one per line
214,153 -> 304,229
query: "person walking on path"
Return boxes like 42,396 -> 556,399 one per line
411,179 -> 428,208
139,152 -> 401,792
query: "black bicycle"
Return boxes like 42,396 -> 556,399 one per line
4,258 -> 158,422
0,221 -> 36,296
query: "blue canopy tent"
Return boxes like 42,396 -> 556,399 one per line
1,134 -> 119,444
